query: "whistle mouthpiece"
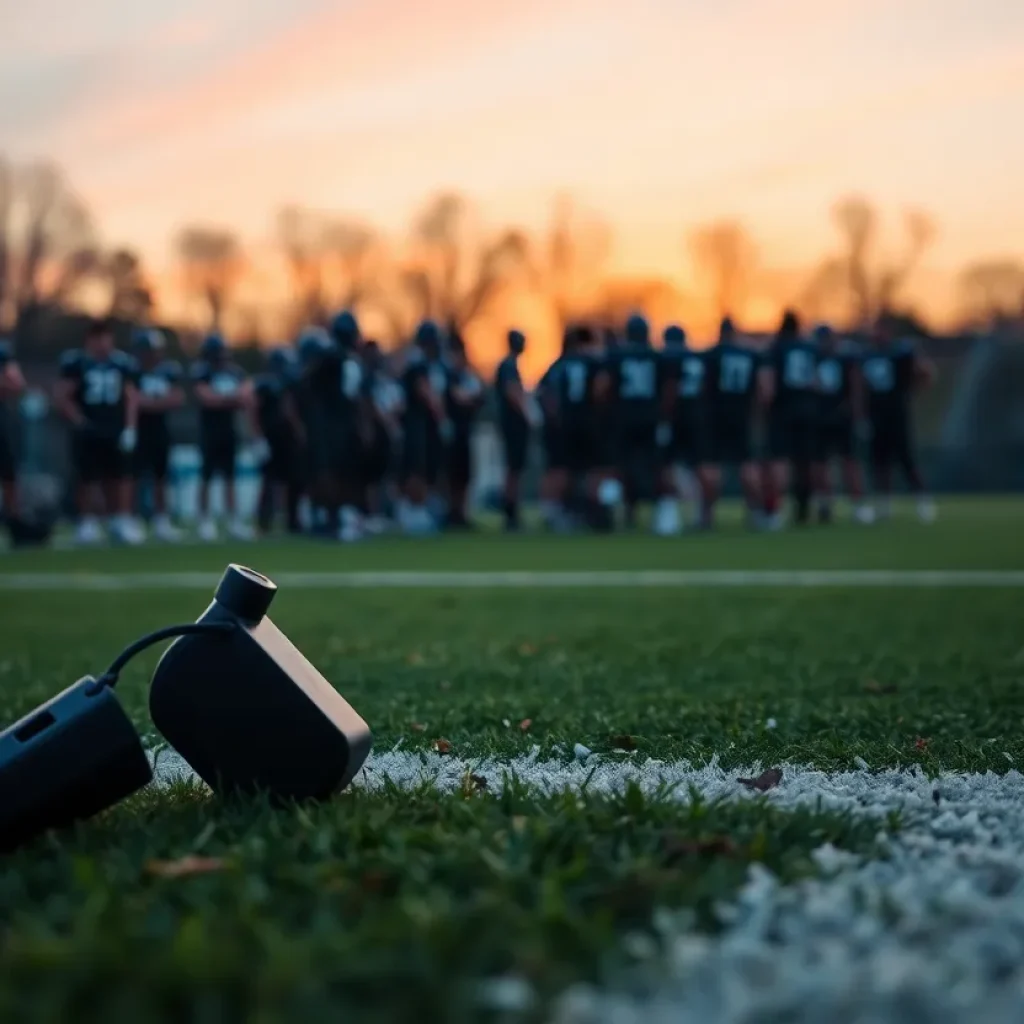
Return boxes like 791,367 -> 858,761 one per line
214,564 -> 277,623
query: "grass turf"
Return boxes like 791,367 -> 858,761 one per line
0,497 -> 1021,1022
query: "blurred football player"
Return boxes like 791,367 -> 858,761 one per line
812,324 -> 872,524
536,326 -> 572,531
660,324 -> 707,528
327,310 -> 371,541
702,317 -> 763,529
445,334 -> 484,529
132,327 -> 185,541
761,310 -> 820,527
55,317 -> 143,545
603,314 -> 677,534
0,338 -> 26,523
401,320 -> 450,535
361,341 -> 404,533
494,329 -> 531,531
286,327 -> 338,536
191,331 -> 263,541
861,317 -> 937,522
254,346 -> 300,535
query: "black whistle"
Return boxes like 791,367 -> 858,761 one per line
0,677 -> 152,853
0,563 -> 372,852
150,564 -> 372,801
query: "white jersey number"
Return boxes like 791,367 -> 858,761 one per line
83,368 -> 123,405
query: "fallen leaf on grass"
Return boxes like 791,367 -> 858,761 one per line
410,722 -> 426,732
915,737 -> 930,751
610,734 -> 637,751
462,772 -> 488,795
519,718 -> 532,732
434,738 -> 453,755
737,767 -> 783,792
146,856 -> 226,879
517,644 -> 537,657
405,651 -> 424,665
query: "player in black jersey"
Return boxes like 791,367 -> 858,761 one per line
191,332 -> 263,541
761,310 -> 820,527
254,346 -> 300,536
444,336 -> 485,529
361,341 -> 405,533
494,329 -> 532,531
0,339 -> 26,523
56,317 -> 143,545
536,328 -> 570,531
401,320 -> 451,535
861,319 -> 937,522
602,314 -> 676,532
131,327 -> 185,541
812,324 -> 872,524
660,324 -> 708,529
287,327 -> 338,536
327,310 -> 372,542
702,317 -> 764,529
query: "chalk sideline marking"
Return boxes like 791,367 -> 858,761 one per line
1,569 -> 1023,590
149,747 -> 1024,1023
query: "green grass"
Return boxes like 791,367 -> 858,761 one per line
0,498 -> 1021,1022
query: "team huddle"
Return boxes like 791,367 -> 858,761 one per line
0,306 -> 936,546
525,309 -> 936,535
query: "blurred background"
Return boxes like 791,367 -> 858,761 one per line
2,0 -> 1023,499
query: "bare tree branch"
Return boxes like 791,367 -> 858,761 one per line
688,219 -> 758,320
176,225 -> 243,330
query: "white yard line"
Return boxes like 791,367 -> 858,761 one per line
151,747 -> 1024,1024
3,569 -> 1024,590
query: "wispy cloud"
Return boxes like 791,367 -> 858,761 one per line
1,0 -> 1021,286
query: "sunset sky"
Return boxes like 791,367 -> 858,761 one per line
3,0 -> 1023,329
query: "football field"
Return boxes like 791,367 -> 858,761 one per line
1,498 -> 1023,1023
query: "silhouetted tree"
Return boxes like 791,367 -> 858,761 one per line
830,196 -> 935,327
276,205 -> 379,330
542,194 -> 611,332
175,225 -> 243,330
104,248 -> 153,322
405,192 -> 530,331
0,157 -> 98,338
688,219 -> 758,320
958,259 -> 1024,329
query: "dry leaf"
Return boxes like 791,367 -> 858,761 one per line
518,644 -> 536,656
434,738 -> 453,755
462,772 -> 488,795
915,737 -> 929,751
146,855 -> 225,879
410,722 -> 426,732
519,718 -> 533,732
611,734 -> 637,751
405,651 -> 424,665
737,767 -> 783,792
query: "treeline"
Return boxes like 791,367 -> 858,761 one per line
2,155 -> 1023,365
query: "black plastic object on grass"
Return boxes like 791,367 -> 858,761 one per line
0,564 -> 372,852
